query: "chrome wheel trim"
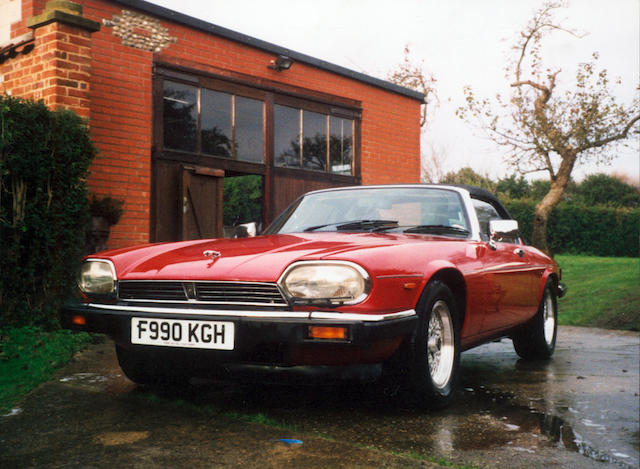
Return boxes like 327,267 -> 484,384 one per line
427,300 -> 455,389
543,292 -> 556,347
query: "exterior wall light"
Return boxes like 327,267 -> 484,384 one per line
268,55 -> 294,71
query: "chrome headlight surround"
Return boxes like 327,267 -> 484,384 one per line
278,261 -> 371,306
78,259 -> 117,299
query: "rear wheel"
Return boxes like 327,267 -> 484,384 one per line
408,281 -> 461,409
512,279 -> 557,360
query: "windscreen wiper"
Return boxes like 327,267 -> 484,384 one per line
304,219 -> 399,232
403,224 -> 470,236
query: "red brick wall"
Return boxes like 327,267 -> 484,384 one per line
81,1 -> 154,248
1,17 -> 93,118
2,0 -> 421,249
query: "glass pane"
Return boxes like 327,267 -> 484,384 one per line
472,199 -> 501,240
201,89 -> 232,157
235,96 -> 264,163
274,105 -> 300,168
330,117 -> 353,174
272,187 -> 465,235
163,81 -> 197,152
302,111 -> 327,171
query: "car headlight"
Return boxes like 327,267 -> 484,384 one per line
78,259 -> 117,296
279,261 -> 370,306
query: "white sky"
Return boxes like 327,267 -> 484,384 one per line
148,0 -> 639,182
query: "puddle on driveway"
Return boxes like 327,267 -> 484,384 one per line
132,373 -> 636,469
463,386 -> 637,468
8,333 -> 635,469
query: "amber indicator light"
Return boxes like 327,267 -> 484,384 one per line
71,315 -> 87,326
308,326 -> 348,340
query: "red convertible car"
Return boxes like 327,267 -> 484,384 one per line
64,184 -> 566,408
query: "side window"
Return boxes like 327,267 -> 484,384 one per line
472,199 -> 500,241
472,198 -> 520,244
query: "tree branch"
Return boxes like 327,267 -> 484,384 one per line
576,113 -> 640,152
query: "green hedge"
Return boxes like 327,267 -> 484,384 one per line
505,200 -> 640,257
0,96 -> 95,328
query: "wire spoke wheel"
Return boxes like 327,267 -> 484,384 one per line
404,280 -> 460,409
427,299 -> 455,389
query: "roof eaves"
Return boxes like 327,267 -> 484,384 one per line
112,0 -> 425,102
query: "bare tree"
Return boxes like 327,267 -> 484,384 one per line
421,142 -> 447,183
457,1 -> 639,254
388,46 -> 439,184
388,45 -> 438,129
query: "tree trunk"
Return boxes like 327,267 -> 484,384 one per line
532,200 -> 553,254
531,150 -> 577,255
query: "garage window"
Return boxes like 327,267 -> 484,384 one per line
163,81 -> 197,153
163,80 -> 264,163
274,104 -> 354,174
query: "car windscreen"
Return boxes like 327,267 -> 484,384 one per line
266,187 -> 470,236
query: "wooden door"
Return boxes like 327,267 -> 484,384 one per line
180,166 -> 224,240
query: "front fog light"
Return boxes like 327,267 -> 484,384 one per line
280,262 -> 370,305
78,260 -> 116,295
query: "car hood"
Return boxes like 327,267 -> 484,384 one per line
95,232 -> 462,282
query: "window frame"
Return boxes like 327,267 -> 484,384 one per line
153,64 -> 362,180
161,78 -> 266,164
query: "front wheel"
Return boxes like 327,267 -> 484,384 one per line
512,279 -> 558,360
408,281 -> 461,409
116,345 -> 184,385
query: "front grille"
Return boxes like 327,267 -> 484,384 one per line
119,281 -> 186,301
118,280 -> 288,307
196,282 -> 285,305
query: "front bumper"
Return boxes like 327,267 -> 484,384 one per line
558,282 -> 568,298
61,301 -> 418,366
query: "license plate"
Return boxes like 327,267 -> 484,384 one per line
131,318 -> 234,350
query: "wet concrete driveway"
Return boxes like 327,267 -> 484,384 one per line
1,326 -> 638,468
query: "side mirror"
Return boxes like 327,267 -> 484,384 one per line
488,219 -> 519,249
235,222 -> 258,238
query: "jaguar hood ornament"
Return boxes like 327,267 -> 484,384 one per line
203,250 -> 221,259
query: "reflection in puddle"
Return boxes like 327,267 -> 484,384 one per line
143,374 -> 637,469
470,386 -> 636,468
60,373 -> 108,385
2,408 -> 22,418
59,372 -> 136,394
538,412 -> 634,467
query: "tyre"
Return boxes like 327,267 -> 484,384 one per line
512,279 -> 558,360
115,345 -> 182,385
408,280 -> 461,409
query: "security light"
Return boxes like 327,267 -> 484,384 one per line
268,55 -> 294,71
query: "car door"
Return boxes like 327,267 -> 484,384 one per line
473,198 -> 540,333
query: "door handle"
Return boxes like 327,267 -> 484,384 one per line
513,248 -> 525,258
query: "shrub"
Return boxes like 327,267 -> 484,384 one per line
505,200 -> 639,257
0,96 -> 95,328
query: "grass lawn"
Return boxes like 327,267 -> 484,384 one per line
556,254 -> 640,331
0,327 -> 92,415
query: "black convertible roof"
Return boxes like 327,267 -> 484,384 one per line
445,184 -> 512,219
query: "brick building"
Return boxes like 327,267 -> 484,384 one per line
0,0 -> 423,250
